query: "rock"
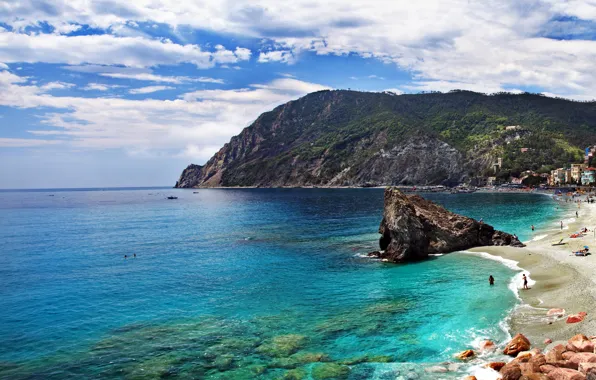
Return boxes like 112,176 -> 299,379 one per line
486,362 -> 506,371
580,363 -> 596,375
455,349 -> 475,360
521,374 -> 550,380
374,188 -> 525,262
463,377 -> 478,380
587,367 -> 596,380
548,309 -> 567,316
562,352 -> 596,369
545,368 -> 586,380
546,345 -> 567,363
529,354 -> 547,372
541,364 -> 557,373
480,340 -> 497,352
311,363 -> 350,380
567,335 -> 595,352
504,334 -> 532,357
567,312 -> 587,324
501,363 -> 522,380
517,351 -> 534,362
545,339 -> 553,344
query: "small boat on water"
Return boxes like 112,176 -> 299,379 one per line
193,191 -> 199,194
167,196 -> 178,200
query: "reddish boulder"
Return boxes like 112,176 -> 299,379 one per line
545,339 -> 553,344
486,362 -> 506,371
455,349 -> 475,360
567,335 -> 595,353
522,374 -> 549,380
541,364 -> 557,374
548,308 -> 566,316
500,363 -> 522,380
546,344 -> 567,363
517,351 -> 533,362
567,312 -> 588,324
529,354 -> 547,372
580,363 -> 596,375
545,368 -> 586,380
562,352 -> 596,369
480,340 -> 496,351
463,377 -> 477,380
505,334 -> 532,356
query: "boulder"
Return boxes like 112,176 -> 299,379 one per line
545,339 -> 553,344
486,362 -> 506,371
567,335 -> 595,353
455,349 -> 475,360
548,309 -> 566,316
545,368 -> 586,380
374,188 -> 525,262
480,340 -> 497,352
562,352 -> 596,369
587,367 -> 596,380
567,312 -> 587,324
463,377 -> 478,380
504,334 -> 532,356
546,345 -> 567,363
529,354 -> 547,372
501,363 -> 522,380
579,363 -> 596,375
521,374 -> 549,380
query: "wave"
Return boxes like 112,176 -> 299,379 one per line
530,234 -> 548,242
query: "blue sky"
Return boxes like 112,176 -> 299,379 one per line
2,0 -> 596,188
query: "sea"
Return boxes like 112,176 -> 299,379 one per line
0,188 -> 570,379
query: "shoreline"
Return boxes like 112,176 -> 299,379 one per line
469,195 -> 596,348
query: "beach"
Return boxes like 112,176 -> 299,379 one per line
469,196 -> 596,347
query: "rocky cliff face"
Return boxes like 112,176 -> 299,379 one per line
372,188 -> 524,262
175,90 -> 594,188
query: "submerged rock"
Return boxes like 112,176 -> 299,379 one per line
374,188 -> 525,262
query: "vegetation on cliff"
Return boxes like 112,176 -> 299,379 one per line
176,90 -> 596,188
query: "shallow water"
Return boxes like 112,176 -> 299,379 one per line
0,189 -> 560,379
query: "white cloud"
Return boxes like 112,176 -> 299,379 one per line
40,82 -> 75,91
0,138 -> 62,147
82,83 -> 126,91
129,85 -> 175,94
258,50 -> 294,64
0,30 -> 250,69
100,73 -> 224,84
0,71 -> 330,162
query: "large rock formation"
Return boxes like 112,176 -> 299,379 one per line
373,187 -> 524,262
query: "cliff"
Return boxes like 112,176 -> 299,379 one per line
175,90 -> 595,188
372,187 -> 524,262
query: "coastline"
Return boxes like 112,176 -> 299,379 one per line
469,196 -> 596,348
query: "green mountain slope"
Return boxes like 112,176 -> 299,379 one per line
175,90 -> 595,188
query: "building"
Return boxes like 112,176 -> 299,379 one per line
581,168 -> 596,185
570,164 -> 585,183
487,177 -> 497,186
550,168 -> 567,185
492,157 -> 502,173
505,125 -> 520,131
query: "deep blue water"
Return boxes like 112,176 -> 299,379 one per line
0,189 -> 562,379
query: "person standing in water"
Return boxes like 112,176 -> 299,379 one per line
576,211 -> 579,218
531,225 -> 535,231
489,275 -> 494,286
560,221 -> 564,230
522,274 -> 529,290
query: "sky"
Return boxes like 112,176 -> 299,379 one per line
3,1 -> 596,188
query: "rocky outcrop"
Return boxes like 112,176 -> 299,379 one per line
372,187 -> 524,262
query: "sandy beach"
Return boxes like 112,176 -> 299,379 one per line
469,195 -> 596,347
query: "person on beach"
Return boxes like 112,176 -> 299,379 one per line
576,211 -> 579,218
522,274 -> 529,290
561,221 -> 563,230
489,275 -> 494,286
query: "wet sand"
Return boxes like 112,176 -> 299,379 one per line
469,197 -> 596,348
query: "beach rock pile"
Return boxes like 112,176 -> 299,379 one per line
493,333 -> 596,380
370,187 -> 525,262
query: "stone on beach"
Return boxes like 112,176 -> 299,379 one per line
373,188 -> 524,262
567,312 -> 588,324
480,340 -> 497,352
500,362 -> 522,379
504,334 -> 532,356
562,352 -> 596,369
455,349 -> 475,360
579,363 -> 596,375
545,339 -> 553,344
544,367 -> 586,380
548,308 -> 566,316
486,362 -> 506,371
567,335 -> 595,353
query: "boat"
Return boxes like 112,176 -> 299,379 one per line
167,196 -> 178,200
193,191 -> 199,194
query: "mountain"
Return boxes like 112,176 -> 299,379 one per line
175,90 -> 596,188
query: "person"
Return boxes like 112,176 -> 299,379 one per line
513,234 -> 518,240
531,225 -> 535,231
479,218 -> 484,224
134,253 -> 137,258
489,275 -> 494,286
522,274 -> 529,290
576,211 -> 579,218
561,221 -> 564,230
124,255 -> 128,259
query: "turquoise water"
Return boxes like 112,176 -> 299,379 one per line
0,189 -> 560,379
